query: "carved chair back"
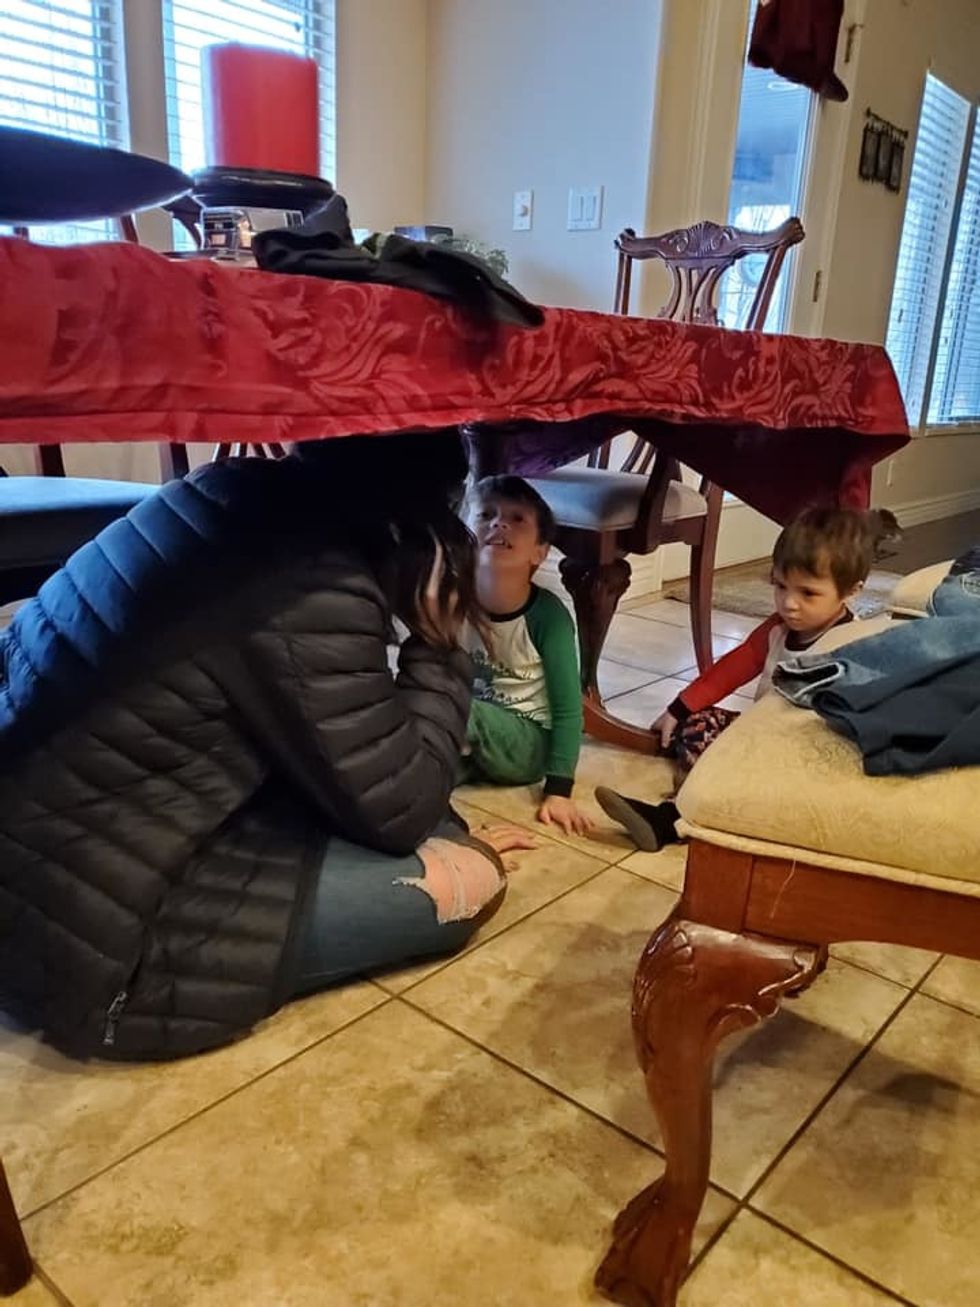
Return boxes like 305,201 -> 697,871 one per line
595,216 -> 805,477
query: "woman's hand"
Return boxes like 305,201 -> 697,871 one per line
416,537 -> 464,648
651,710 -> 678,751
470,822 -> 537,872
537,794 -> 595,836
474,822 -> 538,855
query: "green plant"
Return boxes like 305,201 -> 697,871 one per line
440,234 -> 509,279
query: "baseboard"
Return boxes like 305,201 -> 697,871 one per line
893,488 -> 980,529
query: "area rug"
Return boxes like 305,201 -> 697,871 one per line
664,561 -> 903,619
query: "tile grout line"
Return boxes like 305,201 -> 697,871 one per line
25,1261 -> 76,1307
376,857 -> 619,997
687,959 -> 941,1289
618,860 -> 684,894
17,856 -> 629,1222
903,948 -> 980,1022
391,992 -> 673,1165
19,992 -> 399,1224
737,974 -> 924,1213
827,952 -> 930,988
602,675 -> 667,704
455,796 -> 640,869
745,1210 -> 922,1307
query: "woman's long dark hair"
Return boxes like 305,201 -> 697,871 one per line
295,430 -> 485,649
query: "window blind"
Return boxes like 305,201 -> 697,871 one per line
0,0 -> 128,242
162,0 -> 336,181
885,74 -> 970,428
929,114 -> 980,425
719,0 -> 813,333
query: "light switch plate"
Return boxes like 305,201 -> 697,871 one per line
567,185 -> 603,231
513,189 -> 533,231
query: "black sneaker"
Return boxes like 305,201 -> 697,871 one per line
595,787 -> 678,852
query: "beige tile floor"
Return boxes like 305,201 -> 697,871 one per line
4,597 -> 979,1307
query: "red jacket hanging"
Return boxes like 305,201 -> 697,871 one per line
749,0 -> 849,102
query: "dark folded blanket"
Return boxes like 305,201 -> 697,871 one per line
253,194 -> 543,329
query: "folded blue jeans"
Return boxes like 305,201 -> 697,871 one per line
772,565 -> 980,775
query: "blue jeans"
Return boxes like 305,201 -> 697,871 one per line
772,566 -> 980,775
928,567 -> 980,617
292,824 -> 506,994
775,567 -> 980,704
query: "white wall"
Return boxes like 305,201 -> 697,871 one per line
335,0 -> 429,232
425,0 -> 661,311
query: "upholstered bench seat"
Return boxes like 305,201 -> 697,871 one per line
677,686 -> 979,891
676,607 -> 979,890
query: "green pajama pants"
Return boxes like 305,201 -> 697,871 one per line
466,699 -> 550,786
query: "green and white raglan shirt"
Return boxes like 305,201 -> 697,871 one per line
466,585 -> 583,796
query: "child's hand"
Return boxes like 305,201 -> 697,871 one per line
651,710 -> 678,751
537,794 -> 595,836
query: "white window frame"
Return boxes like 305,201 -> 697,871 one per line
886,73 -> 980,436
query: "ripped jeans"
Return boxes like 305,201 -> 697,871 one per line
291,821 -> 506,994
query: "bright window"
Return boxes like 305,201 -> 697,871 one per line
161,0 -> 336,180
719,10 -> 814,331
932,121 -> 980,424
887,74 -> 980,431
886,74 -> 975,429
0,0 -> 128,243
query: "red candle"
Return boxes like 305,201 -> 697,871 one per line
202,44 -> 320,176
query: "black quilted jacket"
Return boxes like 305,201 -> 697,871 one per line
0,458 -> 473,1060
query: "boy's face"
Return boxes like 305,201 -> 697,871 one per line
472,497 -> 549,575
772,566 -> 859,635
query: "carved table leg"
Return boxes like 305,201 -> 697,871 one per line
559,557 -> 632,694
0,1160 -> 31,1296
595,917 -> 820,1307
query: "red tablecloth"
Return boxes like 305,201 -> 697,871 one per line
0,238 -> 909,523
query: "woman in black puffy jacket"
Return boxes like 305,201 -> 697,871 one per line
0,430 -> 527,1060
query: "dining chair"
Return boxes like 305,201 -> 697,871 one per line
0,126 -> 195,603
525,217 -> 804,752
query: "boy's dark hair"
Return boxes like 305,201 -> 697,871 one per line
472,475 -> 557,546
772,507 -> 875,595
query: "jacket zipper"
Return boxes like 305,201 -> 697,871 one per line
102,989 -> 129,1047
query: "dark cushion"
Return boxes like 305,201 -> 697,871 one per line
0,476 -> 156,568
526,467 -> 707,531
0,125 -> 191,225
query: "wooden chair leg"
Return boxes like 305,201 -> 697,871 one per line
595,916 -> 820,1307
158,441 -> 190,481
0,1160 -> 31,1296
688,483 -> 723,674
31,445 -> 66,477
558,557 -> 632,695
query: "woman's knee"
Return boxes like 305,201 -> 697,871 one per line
395,836 -> 506,924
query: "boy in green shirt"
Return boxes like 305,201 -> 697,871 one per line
462,476 -> 593,837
